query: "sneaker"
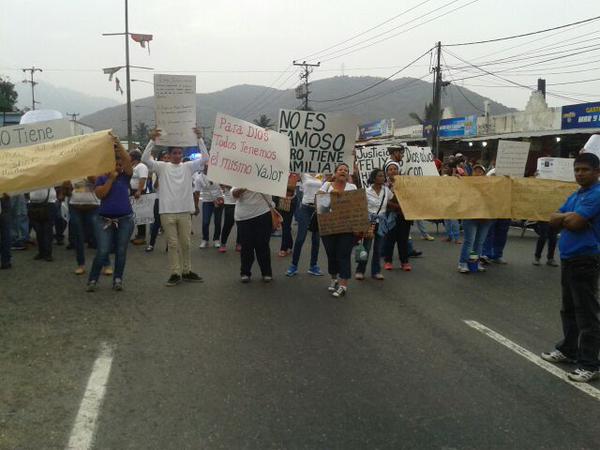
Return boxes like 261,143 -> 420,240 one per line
541,349 -> 575,363
235,244 -> 242,252
103,266 -> 113,276
86,281 -> 97,292
213,240 -> 221,248
401,263 -> 412,272
409,250 -> 423,258
182,271 -> 203,282
477,262 -> 486,272
262,276 -> 273,283
491,257 -> 508,264
332,286 -> 347,298
11,244 -> 26,251
113,279 -> 123,291
307,265 -> 323,276
533,257 -> 541,266
218,246 -> 227,253
458,263 -> 469,273
372,273 -> 384,280
145,245 -> 154,252
567,368 -> 600,383
422,235 -> 435,241
383,262 -> 393,271
355,272 -> 365,280
74,266 -> 85,275
547,259 -> 559,267
165,274 -> 182,287
328,279 -> 339,292
199,240 -> 209,249
286,265 -> 298,277
480,256 -> 491,265
241,275 -> 251,283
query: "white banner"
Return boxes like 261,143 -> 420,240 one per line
208,113 -> 290,197
130,193 -> 157,225
399,146 -> 439,176
154,74 -> 197,147
537,157 -> 575,182
0,119 -> 73,150
278,109 -> 357,174
355,145 -> 389,187
495,140 -> 530,177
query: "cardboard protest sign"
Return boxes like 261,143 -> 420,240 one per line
130,193 -> 157,224
0,119 -> 73,150
0,131 -> 115,194
208,113 -> 290,197
316,189 -> 370,236
399,146 -> 439,176
278,109 -> 357,174
537,157 -> 575,182
154,74 -> 197,147
355,146 -> 389,187
512,178 -> 577,221
495,140 -> 530,177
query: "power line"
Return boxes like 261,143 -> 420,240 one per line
22,66 -> 43,110
445,15 -> 600,46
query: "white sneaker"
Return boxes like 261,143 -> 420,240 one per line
567,368 -> 600,383
541,349 -> 575,363
328,279 -> 339,292
457,263 -> 469,273
332,286 -> 347,298
477,262 -> 486,272
214,240 -> 221,248
199,240 -> 209,249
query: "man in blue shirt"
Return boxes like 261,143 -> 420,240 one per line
541,153 -> 600,382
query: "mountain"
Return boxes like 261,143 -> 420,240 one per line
82,76 -> 517,137
15,81 -> 119,117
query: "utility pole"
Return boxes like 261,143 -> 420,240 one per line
66,112 -> 80,122
293,60 -> 320,111
22,66 -> 43,110
431,42 -> 442,158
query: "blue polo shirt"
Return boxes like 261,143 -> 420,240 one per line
96,174 -> 133,218
558,182 -> 600,260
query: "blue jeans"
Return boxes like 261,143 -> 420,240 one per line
0,208 -> 12,265
10,194 -> 29,246
444,219 -> 460,241
70,206 -> 109,267
356,233 -> 382,275
89,215 -> 133,283
291,204 -> 320,267
415,220 -> 429,237
483,219 -> 510,259
459,219 -> 493,264
202,202 -> 223,241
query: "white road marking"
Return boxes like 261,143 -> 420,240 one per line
66,342 -> 114,450
464,320 -> 600,401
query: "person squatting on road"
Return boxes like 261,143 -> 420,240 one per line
142,128 -> 208,287
541,152 -> 600,383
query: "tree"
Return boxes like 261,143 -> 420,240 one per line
0,76 -> 18,112
253,114 -> 273,129
134,121 -> 150,146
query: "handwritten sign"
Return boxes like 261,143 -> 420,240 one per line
537,157 -> 575,182
316,189 -> 370,236
0,119 -> 73,150
0,131 -> 115,194
208,113 -> 290,197
130,193 -> 157,224
278,109 -> 357,173
355,146 -> 389,186
399,146 -> 439,176
495,140 -> 530,177
154,74 -> 197,147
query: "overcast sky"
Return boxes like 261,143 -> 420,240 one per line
1,0 -> 599,112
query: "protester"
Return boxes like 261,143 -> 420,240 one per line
129,150 -> 149,245
53,187 -> 67,246
232,188 -> 274,283
0,195 -> 12,269
9,194 -> 28,251
457,163 -> 493,273
276,173 -> 299,257
533,221 -> 559,266
28,186 -> 59,262
146,149 -> 169,252
86,137 -> 134,292
193,168 -> 224,249
142,128 -> 207,286
217,185 -> 238,253
382,162 -> 412,272
318,163 -> 357,298
541,152 -> 600,383
286,173 -> 324,277
355,168 -> 392,281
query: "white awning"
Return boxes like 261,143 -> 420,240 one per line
463,128 -> 600,142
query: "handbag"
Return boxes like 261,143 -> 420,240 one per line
28,190 -> 51,222
377,212 -> 397,237
262,194 -> 283,231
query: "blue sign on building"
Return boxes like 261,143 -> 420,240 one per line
358,119 -> 394,140
562,102 -> 600,129
423,115 -> 478,138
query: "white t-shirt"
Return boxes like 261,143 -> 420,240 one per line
317,181 -> 357,211
142,140 -> 207,214
233,189 -> 273,221
130,162 -> 149,190
29,188 -> 57,203
301,174 -> 324,205
366,185 -> 392,215
221,186 -> 236,205
193,172 -> 223,202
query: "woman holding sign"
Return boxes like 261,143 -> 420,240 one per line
382,162 -> 412,272
318,163 -> 357,298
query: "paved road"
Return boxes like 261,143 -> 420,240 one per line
1,223 -> 599,449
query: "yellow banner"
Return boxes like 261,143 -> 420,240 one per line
0,130 -> 115,194
393,176 -> 577,221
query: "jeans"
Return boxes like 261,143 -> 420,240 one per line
444,219 -> 460,241
10,194 -> 29,246
322,233 -> 354,280
220,204 -> 237,246
356,233 -> 382,275
556,256 -> 600,371
415,220 -> 430,237
202,202 -> 223,241
89,214 -> 134,283
483,219 -> 510,259
535,222 -> 558,260
29,203 -> 55,258
149,198 -> 161,247
459,219 -> 493,263
279,197 -> 297,251
70,205 -> 108,267
0,208 -> 12,265
291,204 -> 320,268
237,211 -> 272,277
383,216 -> 411,264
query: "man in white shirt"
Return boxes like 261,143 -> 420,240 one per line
142,128 -> 208,286
129,150 -> 149,245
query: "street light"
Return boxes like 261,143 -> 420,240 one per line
482,141 -> 488,147
556,137 -> 561,142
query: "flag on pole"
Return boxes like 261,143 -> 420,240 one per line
115,77 -> 124,95
131,34 -> 153,54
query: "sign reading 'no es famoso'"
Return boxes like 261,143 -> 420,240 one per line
278,109 -> 357,174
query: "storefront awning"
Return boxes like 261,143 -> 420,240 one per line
463,128 -> 600,142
